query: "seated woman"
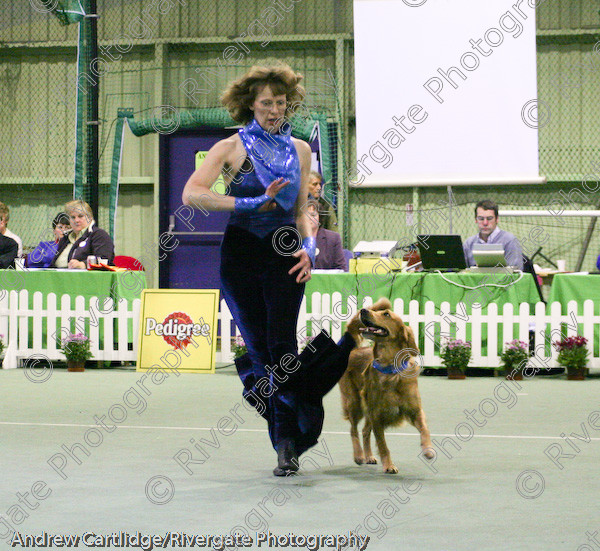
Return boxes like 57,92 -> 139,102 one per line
51,200 -> 114,269
0,233 -> 18,269
306,201 -> 347,270
307,170 -> 338,232
26,212 -> 71,268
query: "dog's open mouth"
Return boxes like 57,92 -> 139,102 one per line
358,313 -> 389,338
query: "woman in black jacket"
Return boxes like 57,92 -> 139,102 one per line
51,200 -> 114,269
0,233 -> 18,269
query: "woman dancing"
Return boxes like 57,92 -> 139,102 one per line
182,64 -> 355,476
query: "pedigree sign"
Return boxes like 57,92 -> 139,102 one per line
137,289 -> 219,373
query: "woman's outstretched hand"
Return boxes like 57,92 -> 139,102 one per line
258,178 -> 290,212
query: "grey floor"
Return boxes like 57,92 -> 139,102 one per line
1,365 -> 598,551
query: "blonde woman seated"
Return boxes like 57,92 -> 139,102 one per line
51,200 -> 114,269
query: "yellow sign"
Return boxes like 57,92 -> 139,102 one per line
195,150 -> 227,195
137,289 -> 219,374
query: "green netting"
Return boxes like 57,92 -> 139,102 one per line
39,0 -> 85,25
125,108 -> 332,183
73,22 -> 86,202
127,108 -> 235,137
110,108 -> 338,240
108,113 -> 129,237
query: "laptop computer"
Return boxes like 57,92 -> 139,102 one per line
416,235 -> 467,271
472,243 -> 508,268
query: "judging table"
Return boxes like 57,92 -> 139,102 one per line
305,271 -> 541,361
0,269 -> 147,358
547,274 -> 600,355
305,271 -> 540,313
547,273 -> 600,313
0,268 -> 146,305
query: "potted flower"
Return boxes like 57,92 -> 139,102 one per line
60,333 -> 93,372
500,340 -> 529,381
553,335 -> 588,380
440,339 -> 471,379
232,334 -> 253,375
232,335 -> 247,360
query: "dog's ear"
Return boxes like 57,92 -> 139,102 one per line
401,324 -> 419,355
372,297 -> 392,311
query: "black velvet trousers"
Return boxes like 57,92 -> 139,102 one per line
221,224 -> 357,456
220,224 -> 305,449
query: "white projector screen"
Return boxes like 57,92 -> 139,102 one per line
353,0 -> 544,187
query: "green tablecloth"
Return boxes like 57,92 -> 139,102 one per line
547,274 -> 600,354
305,272 -> 540,362
0,269 -> 146,305
306,272 -> 539,313
547,274 -> 600,313
0,269 -> 146,344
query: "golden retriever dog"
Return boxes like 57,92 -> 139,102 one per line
340,298 -> 434,473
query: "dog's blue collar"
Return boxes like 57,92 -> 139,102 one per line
372,360 -> 409,374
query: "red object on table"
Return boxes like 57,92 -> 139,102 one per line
113,255 -> 145,271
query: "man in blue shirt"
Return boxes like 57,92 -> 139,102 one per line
463,199 -> 523,270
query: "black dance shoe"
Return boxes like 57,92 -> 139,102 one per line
273,438 -> 299,476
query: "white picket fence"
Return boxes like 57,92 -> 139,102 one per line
1,289 -> 598,372
0,290 -> 140,369
221,293 -> 600,372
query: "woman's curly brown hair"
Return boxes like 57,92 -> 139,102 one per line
221,64 -> 306,125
